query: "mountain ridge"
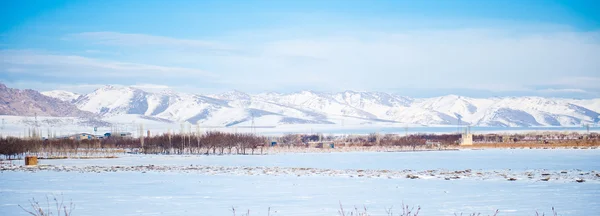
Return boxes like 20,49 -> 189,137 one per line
5,84 -> 600,127
0,83 -> 93,117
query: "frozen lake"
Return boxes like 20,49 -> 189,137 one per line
2,150 -> 599,215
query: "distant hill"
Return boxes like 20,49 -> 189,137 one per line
41,90 -> 81,103
2,83 -> 599,127
0,83 -> 93,117
35,84 -> 600,127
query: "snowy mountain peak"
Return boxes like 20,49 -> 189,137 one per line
75,85 -> 149,115
158,88 -> 178,96
41,90 -> 81,102
95,85 -> 143,93
17,83 -> 600,127
214,90 -> 251,101
296,90 -> 321,96
98,84 -> 118,90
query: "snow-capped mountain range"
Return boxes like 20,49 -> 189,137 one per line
41,90 -> 81,103
35,85 -> 600,127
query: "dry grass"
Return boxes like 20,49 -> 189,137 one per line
454,209 -> 499,216
463,141 -> 600,149
19,194 -> 74,216
20,195 -> 562,216
535,207 -> 558,216
227,204 -> 560,216
231,207 -> 271,216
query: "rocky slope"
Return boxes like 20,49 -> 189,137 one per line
0,84 -> 93,117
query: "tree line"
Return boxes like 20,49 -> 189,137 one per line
3,131 -> 598,159
0,131 -> 267,159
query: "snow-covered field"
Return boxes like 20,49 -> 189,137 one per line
8,149 -> 600,171
1,150 -> 599,215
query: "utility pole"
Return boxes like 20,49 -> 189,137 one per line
457,116 -> 462,134
196,123 -> 201,152
180,122 -> 185,153
34,113 -> 39,128
139,124 -> 144,150
318,133 -> 322,142
34,113 -> 40,139
187,123 -> 192,153
0,118 -> 4,138
251,114 -> 256,135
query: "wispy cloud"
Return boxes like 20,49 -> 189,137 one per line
4,27 -> 600,97
130,84 -> 170,89
66,32 -> 234,51
0,81 -> 106,93
83,49 -> 121,55
0,50 -> 215,78
201,29 -> 600,94
544,77 -> 600,89
538,88 -> 588,93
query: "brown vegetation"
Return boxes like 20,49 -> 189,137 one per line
0,131 -> 267,159
17,194 -> 561,216
19,195 -> 74,216
2,131 -> 598,159
465,140 -> 600,149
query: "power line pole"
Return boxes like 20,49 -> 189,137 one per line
180,122 -> 185,153
0,118 -> 4,138
457,116 -> 462,134
196,123 -> 201,152
187,123 -> 192,153
251,114 -> 256,135
139,124 -> 144,151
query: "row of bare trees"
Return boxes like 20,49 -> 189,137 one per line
278,133 -> 461,147
0,132 -> 268,159
473,132 -> 600,143
4,131 -> 598,159
277,132 -> 600,147
140,132 -> 267,155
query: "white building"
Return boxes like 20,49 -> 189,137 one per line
459,127 -> 473,146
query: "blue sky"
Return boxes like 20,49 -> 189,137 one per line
1,0 -> 599,98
